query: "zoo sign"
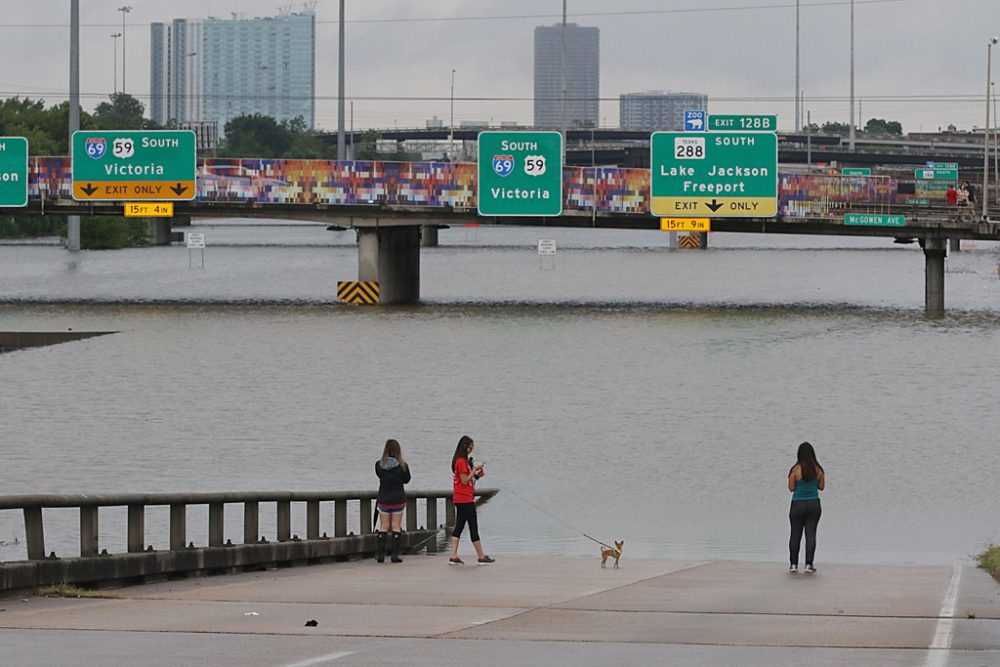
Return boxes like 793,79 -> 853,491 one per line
72,130 -> 196,201
477,131 -> 562,216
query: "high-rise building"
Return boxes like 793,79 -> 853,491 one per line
150,12 -> 315,131
619,91 -> 708,131
533,24 -> 599,129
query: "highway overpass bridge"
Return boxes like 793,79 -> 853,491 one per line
4,156 -> 999,314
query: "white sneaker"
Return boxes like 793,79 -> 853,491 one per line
789,564 -> 798,574
804,564 -> 816,574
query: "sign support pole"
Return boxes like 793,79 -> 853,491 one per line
68,0 -> 81,251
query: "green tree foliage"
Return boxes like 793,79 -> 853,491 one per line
0,215 -> 148,249
220,114 -> 337,158
92,93 -> 156,130
0,98 -> 93,155
820,121 -> 852,135
863,118 -> 903,135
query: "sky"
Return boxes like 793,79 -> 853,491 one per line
0,0 -> 997,134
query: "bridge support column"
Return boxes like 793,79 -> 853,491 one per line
147,219 -> 173,246
357,226 -> 421,304
949,238 -> 961,252
420,225 -> 439,247
923,238 -> 947,318
698,232 -> 709,250
666,232 -> 677,249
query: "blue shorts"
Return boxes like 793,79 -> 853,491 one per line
377,503 -> 405,515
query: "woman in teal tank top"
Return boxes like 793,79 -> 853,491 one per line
787,441 -> 825,573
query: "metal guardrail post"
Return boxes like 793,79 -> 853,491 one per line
24,507 -> 45,560
276,501 -> 291,542
80,506 -> 99,556
127,504 -> 145,553
170,504 -> 187,550
208,503 -> 224,547
406,498 -> 418,531
445,498 -> 455,527
306,501 -> 320,540
359,498 -> 372,534
244,501 -> 259,544
426,497 -> 438,529
334,499 -> 347,537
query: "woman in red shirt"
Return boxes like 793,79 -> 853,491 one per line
449,435 -> 495,565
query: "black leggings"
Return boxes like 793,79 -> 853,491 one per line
789,499 -> 822,565
452,502 -> 480,542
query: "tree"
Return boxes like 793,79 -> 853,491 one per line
355,130 -> 382,160
221,114 -> 293,157
820,121 -> 851,135
863,117 -> 903,135
91,93 -> 150,130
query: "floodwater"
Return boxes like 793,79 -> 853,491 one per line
1,220 -> 999,566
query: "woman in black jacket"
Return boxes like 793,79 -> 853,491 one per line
375,439 -> 411,563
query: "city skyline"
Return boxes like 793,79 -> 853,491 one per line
0,0 -> 996,134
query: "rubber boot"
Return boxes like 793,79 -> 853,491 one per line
375,531 -> 386,563
390,531 -> 403,563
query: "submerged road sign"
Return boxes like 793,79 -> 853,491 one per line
477,131 -> 562,216
651,131 -> 778,218
72,130 -> 196,201
0,137 -> 28,207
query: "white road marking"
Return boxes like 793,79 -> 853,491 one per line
923,565 -> 962,667
282,651 -> 355,667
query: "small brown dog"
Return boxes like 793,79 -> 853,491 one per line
600,541 -> 624,569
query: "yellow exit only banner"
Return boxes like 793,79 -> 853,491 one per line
660,217 -> 710,232
124,202 -> 174,217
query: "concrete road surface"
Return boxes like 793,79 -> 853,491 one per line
1,556 -> 999,666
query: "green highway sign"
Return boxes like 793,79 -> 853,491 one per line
477,131 -> 562,216
841,168 -> 871,176
72,130 -> 196,201
0,137 -> 28,207
904,198 -> 930,205
708,115 -> 777,132
650,131 -> 778,217
915,167 -> 958,181
844,213 -> 906,226
928,162 -> 958,169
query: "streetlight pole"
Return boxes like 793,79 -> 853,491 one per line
337,0 -> 345,161
560,0 -> 567,157
848,0 -> 855,151
993,80 -> 998,204
449,69 -> 456,160
985,38 -> 997,220
795,0 -> 800,132
111,33 -> 121,94
68,0 -> 80,251
117,6 -> 132,94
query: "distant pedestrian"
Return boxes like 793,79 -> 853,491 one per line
967,182 -> 978,206
946,185 -> 958,206
788,441 -> 825,574
957,182 -> 970,206
449,435 -> 494,566
375,439 -> 410,563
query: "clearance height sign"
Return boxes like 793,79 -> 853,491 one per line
72,130 -> 196,201
477,131 -> 562,216
650,131 -> 777,218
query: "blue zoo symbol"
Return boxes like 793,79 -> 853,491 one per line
492,154 -> 515,177
683,111 -> 706,132
85,137 -> 107,159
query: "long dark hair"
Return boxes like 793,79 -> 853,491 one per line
380,438 -> 406,469
791,441 -> 823,481
451,435 -> 474,472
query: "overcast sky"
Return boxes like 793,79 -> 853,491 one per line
0,0 -> 997,134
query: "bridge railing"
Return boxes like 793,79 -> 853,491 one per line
0,489 -> 497,593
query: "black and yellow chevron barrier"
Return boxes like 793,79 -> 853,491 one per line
678,233 -> 702,249
337,281 -> 380,305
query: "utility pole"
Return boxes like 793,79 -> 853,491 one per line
111,33 -> 121,94
117,6 -> 132,94
795,0 -> 800,132
985,38 -> 997,220
849,0 -> 855,151
68,0 -> 80,251
337,0 -> 346,161
449,69 -> 456,160
560,0 -> 567,158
